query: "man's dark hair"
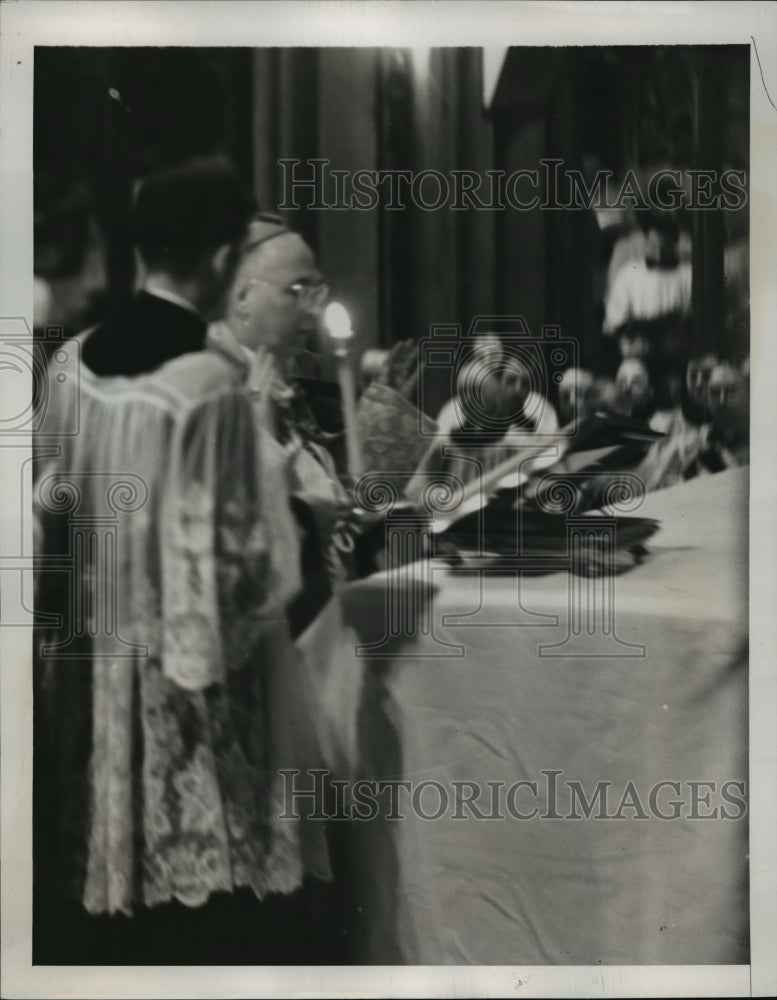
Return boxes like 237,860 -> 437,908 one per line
132,157 -> 255,279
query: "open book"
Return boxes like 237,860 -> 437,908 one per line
402,412 -> 664,573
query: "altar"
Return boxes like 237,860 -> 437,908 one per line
299,467 -> 749,965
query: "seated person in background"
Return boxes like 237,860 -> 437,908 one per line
685,353 -> 719,424
436,333 -> 559,440
435,333 -> 505,438
414,332 -> 559,491
697,362 -> 750,470
558,367 -> 598,427
614,355 -> 684,429
613,357 -> 655,422
593,375 -> 618,414
613,356 -> 710,492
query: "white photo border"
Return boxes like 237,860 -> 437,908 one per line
1,2 -> 775,997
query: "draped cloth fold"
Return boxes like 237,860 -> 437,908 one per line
34,343 -> 330,918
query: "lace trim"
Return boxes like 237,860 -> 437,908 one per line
83,657 -> 313,917
162,482 -> 223,689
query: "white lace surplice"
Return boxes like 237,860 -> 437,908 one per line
36,347 -> 330,916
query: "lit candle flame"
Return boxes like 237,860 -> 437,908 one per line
324,302 -> 353,341
323,301 -> 362,478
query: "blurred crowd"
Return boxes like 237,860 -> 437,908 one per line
386,205 -> 750,499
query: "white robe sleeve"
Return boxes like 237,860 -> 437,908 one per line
160,389 -> 297,690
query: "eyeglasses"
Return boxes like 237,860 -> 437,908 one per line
249,276 -> 330,309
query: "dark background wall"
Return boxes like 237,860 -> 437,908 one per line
35,47 -> 253,307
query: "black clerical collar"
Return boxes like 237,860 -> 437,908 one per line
80,290 -> 208,377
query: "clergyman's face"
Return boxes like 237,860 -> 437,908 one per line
228,232 -> 325,359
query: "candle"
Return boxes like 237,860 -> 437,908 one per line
324,302 -> 363,479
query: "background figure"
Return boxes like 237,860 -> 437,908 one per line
34,175 -> 108,336
685,353 -> 719,423
80,157 -> 255,377
437,332 -> 559,441
632,353 -> 749,492
592,375 -> 618,414
33,175 -> 108,409
557,367 -> 596,426
698,362 -> 749,469
613,358 -> 655,421
604,211 -> 693,411
413,331 -> 559,494
435,333 -> 504,438
630,355 -> 724,493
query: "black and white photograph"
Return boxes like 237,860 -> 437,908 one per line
1,2 -> 776,998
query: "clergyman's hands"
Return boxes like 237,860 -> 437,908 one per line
247,346 -> 283,426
